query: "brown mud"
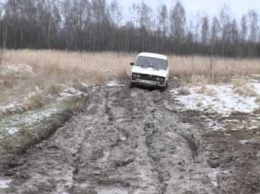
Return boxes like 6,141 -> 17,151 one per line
1,80 -> 260,194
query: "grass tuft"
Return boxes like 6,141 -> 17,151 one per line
47,84 -> 61,96
3,75 -> 16,88
253,107 -> 260,114
255,97 -> 260,104
178,86 -> 191,95
232,78 -> 258,97
197,85 -> 216,95
23,94 -> 45,111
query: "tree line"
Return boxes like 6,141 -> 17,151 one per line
0,0 -> 260,57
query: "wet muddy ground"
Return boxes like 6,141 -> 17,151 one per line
0,80 -> 260,194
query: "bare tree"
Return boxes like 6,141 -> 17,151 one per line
108,0 -> 122,50
134,2 -> 153,51
247,10 -> 258,57
201,15 -> 209,46
109,0 -> 122,26
170,1 -> 186,53
230,19 -> 238,44
211,17 -> 220,44
155,4 -> 168,52
219,5 -> 231,56
158,5 -> 168,37
248,10 -> 258,42
240,14 -> 248,43
137,2 -> 152,30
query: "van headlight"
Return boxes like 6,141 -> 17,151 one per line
156,77 -> 165,82
132,74 -> 141,79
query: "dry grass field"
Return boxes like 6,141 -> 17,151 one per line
0,50 -> 132,107
1,49 -> 260,108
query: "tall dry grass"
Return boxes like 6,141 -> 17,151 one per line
0,50 -> 133,105
168,55 -> 260,82
1,50 -> 260,106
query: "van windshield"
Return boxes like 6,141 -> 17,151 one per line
135,56 -> 168,70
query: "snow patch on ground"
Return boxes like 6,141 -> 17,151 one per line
173,82 -> 260,116
1,64 -> 33,75
0,179 -> 12,189
0,84 -> 85,116
58,86 -> 83,99
106,80 -> 124,87
22,107 -> 59,126
0,106 -> 60,139
208,169 -> 219,187
0,92 -> 40,115
201,116 -> 224,131
0,85 -> 86,139
5,127 -> 19,136
0,102 -> 20,113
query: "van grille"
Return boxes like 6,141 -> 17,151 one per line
132,73 -> 165,84
139,74 -> 157,81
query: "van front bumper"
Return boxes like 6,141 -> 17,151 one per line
131,79 -> 166,88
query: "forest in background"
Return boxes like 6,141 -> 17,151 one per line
0,0 -> 260,58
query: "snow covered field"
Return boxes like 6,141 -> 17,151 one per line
0,85 -> 86,139
172,78 -> 260,135
173,79 -> 260,116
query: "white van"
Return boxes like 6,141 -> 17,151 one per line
130,52 -> 169,88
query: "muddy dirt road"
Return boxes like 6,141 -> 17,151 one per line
1,80 -> 260,194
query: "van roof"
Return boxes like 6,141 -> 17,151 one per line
137,52 -> 167,61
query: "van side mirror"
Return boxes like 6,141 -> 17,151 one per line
130,62 -> 134,66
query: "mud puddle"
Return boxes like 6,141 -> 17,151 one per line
0,80 -> 260,194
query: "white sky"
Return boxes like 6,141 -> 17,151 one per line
112,0 -> 260,22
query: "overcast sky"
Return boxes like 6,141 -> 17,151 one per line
111,0 -> 260,22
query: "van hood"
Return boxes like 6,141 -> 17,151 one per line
131,66 -> 168,77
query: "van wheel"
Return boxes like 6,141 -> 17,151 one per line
160,82 -> 168,92
129,82 -> 135,88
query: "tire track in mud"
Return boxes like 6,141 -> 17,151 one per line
2,81 -> 257,194
70,88 -> 160,194
67,85 -> 216,194
1,87 -> 102,194
138,93 -> 214,194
